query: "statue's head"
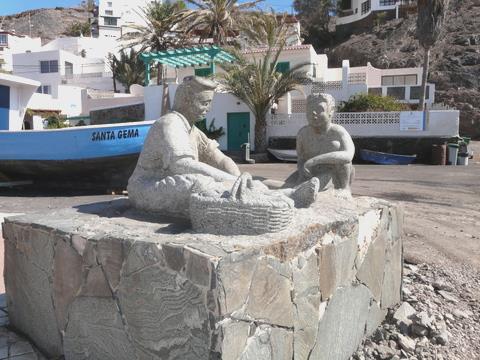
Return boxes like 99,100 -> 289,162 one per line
306,93 -> 335,132
172,76 -> 217,124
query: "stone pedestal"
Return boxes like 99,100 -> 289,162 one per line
2,194 -> 403,360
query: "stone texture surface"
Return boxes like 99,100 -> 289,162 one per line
289,93 -> 355,192
3,193 -> 403,360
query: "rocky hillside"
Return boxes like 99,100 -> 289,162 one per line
0,7 -> 91,44
328,0 -> 480,138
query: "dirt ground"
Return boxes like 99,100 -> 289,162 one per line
0,155 -> 479,358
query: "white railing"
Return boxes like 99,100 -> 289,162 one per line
267,110 -> 459,138
334,111 -> 400,125
62,72 -> 113,82
348,72 -> 367,84
311,81 -> 343,92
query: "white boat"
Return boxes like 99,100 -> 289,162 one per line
267,148 -> 298,162
0,121 -> 154,187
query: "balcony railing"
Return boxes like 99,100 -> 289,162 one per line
62,72 -> 113,82
348,72 -> 367,84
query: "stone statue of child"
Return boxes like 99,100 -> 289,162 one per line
287,93 -> 355,194
128,76 -> 319,219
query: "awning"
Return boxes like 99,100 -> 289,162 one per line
140,45 -> 236,69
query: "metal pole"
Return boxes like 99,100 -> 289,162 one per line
145,62 -> 151,86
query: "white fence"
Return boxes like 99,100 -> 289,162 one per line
267,110 -> 459,138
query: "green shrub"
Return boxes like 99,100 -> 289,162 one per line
337,94 -> 409,112
46,114 -> 69,129
196,118 -> 225,140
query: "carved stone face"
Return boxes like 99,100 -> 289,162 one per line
306,97 -> 333,132
174,88 -> 215,125
172,76 -> 217,126
190,90 -> 215,123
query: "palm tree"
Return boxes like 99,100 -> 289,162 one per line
239,11 -> 295,49
185,0 -> 263,45
416,0 -> 449,111
109,49 -> 145,93
220,44 -> 310,152
124,1 -> 192,113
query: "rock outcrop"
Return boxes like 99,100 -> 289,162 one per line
0,7 -> 92,43
328,0 -> 480,138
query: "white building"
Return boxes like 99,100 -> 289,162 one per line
0,31 -> 42,72
41,36 -> 120,65
336,0 -> 416,37
11,36 -> 136,118
98,0 -> 162,39
166,44 -> 434,110
0,73 -> 40,130
144,44 -> 447,152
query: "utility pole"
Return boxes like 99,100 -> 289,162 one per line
28,12 -> 32,38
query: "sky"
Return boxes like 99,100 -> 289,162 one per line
0,0 -> 295,16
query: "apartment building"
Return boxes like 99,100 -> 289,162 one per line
336,0 -> 416,38
98,0 -> 162,39
0,31 -> 42,72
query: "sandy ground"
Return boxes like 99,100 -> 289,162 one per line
238,163 -> 480,271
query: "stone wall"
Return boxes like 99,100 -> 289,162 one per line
2,195 -> 403,360
89,103 -> 145,125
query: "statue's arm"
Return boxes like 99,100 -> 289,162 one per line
196,130 -> 241,176
296,132 -> 309,178
204,147 -> 241,176
170,157 -> 238,182
304,128 -> 354,168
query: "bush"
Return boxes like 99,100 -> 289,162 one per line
64,21 -> 91,37
337,94 -> 409,112
196,118 -> 225,140
45,114 -> 69,129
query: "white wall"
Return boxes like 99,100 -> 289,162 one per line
336,0 -> 398,25
0,33 -> 42,72
13,49 -> 115,99
1,81 -> 38,131
42,37 -> 121,61
365,63 -> 423,87
81,89 -> 144,115
98,0 -> 152,39
144,84 -> 255,151
207,92 -> 254,151
267,110 -> 459,139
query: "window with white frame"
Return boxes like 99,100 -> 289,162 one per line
104,17 -> 118,26
107,1 -> 112,6
361,0 -> 371,14
40,60 -> 59,73
380,0 -> 397,6
381,74 -> 417,86
36,85 -> 52,95
0,34 -> 7,46
105,10 -> 113,15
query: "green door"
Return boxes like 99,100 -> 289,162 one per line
227,112 -> 250,151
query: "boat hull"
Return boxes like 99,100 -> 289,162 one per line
0,121 -> 154,188
360,149 -> 417,165
0,154 -> 139,188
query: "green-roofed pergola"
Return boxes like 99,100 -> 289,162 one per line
139,45 -> 236,86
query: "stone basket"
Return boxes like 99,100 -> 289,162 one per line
190,173 -> 294,235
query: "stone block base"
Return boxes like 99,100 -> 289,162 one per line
2,194 -> 403,360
